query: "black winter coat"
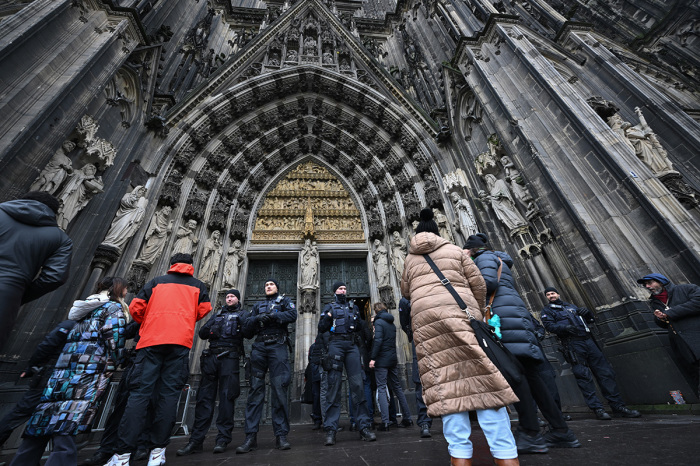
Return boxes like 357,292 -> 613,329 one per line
370,311 -> 398,368
472,249 -> 544,362
650,283 -> 700,363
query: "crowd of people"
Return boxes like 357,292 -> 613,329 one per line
1,193 -> 699,466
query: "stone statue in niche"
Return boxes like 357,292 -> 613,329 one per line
135,205 -> 173,265
390,231 -> 407,280
433,208 -> 454,243
199,230 -> 223,285
323,51 -> 334,64
30,140 -> 75,194
101,186 -> 148,252
56,163 -> 104,230
172,219 -> 199,255
304,36 -> 317,55
480,174 -> 528,233
223,239 -> 245,288
450,192 -> 478,238
373,239 -> 391,289
621,108 -> 676,175
501,156 -> 537,216
286,49 -> 298,61
475,135 -> 500,176
299,238 -> 319,288
268,51 -> 281,66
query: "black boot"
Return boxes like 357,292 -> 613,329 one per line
312,419 -> 322,430
359,427 -> 377,442
176,441 -> 203,456
80,451 -> 113,466
398,419 -> 414,428
276,435 -> 291,450
419,424 -> 432,438
594,408 -> 612,420
377,423 -> 390,431
613,406 -> 641,418
324,429 -> 336,446
134,447 -> 149,461
236,434 -> 258,454
213,441 -> 227,454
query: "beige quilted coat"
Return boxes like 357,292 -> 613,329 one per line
400,232 -> 518,417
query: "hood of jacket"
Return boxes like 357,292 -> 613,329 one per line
68,292 -> 109,321
0,200 -> 58,227
376,311 -> 394,324
167,262 -> 195,276
409,232 -> 450,255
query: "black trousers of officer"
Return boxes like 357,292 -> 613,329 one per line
411,342 -> 431,427
513,357 -> 568,434
310,361 -> 322,422
190,350 -> 241,445
244,341 -> 291,437
569,338 -> 625,410
323,338 -> 371,432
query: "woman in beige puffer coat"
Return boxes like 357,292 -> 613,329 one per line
400,209 -> 519,466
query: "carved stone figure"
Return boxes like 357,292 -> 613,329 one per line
322,51 -> 333,64
433,208 -> 454,243
199,230 -> 223,285
624,108 -> 676,175
480,174 -> 528,232
223,239 -> 245,288
30,140 -> 75,194
56,163 -> 104,230
390,231 -> 407,279
450,192 -> 478,238
135,205 -> 173,265
475,150 -> 497,177
372,239 -> 391,288
172,219 -> 199,255
101,186 -> 148,252
299,238 -> 319,289
286,49 -> 298,61
304,36 -> 316,55
501,156 -> 536,215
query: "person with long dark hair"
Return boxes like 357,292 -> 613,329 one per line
10,277 -> 129,465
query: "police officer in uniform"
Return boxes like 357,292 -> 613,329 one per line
541,286 -> 641,420
236,279 -> 297,453
319,281 -> 377,446
177,289 -> 247,456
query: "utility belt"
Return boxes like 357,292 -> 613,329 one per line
202,348 -> 240,358
329,332 -> 354,340
256,332 -> 287,344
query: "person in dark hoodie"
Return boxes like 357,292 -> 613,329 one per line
0,191 -> 72,349
370,302 -> 413,431
639,273 -> 700,397
465,233 -> 580,453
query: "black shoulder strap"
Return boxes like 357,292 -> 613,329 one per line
423,254 -> 468,311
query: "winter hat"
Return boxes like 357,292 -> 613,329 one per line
636,273 -> 670,285
226,289 -> 241,301
543,286 -> 558,295
332,281 -> 346,293
464,233 -> 488,249
265,278 -> 280,290
414,208 -> 439,235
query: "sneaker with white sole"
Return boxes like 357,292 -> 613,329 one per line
147,447 -> 166,466
104,453 -> 131,466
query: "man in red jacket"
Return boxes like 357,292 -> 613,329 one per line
106,253 -> 212,466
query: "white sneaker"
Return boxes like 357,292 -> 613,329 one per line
104,453 -> 130,466
147,447 -> 166,466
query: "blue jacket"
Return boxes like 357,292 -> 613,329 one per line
472,249 -> 544,361
541,299 -> 594,339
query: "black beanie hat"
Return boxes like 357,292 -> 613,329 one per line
332,281 -> 346,293
226,289 -> 241,301
414,208 -> 439,235
464,233 -> 488,249
543,286 -> 558,295
265,278 -> 280,291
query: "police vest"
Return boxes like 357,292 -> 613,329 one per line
329,300 -> 356,334
258,295 -> 288,337
210,309 -> 242,348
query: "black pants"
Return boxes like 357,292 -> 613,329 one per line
512,357 -> 568,434
0,387 -> 42,446
412,342 -> 431,427
10,435 -> 76,466
190,351 -> 240,445
310,362 -> 322,422
323,339 -> 371,432
570,338 -> 625,410
116,344 -> 190,452
244,342 -> 291,436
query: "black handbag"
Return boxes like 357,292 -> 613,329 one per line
423,254 -> 524,386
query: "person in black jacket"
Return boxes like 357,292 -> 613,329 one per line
307,333 -> 325,430
466,233 -> 580,452
318,282 -> 376,446
178,289 -> 248,455
0,192 -> 73,349
370,303 -> 413,431
398,298 -> 432,437
0,320 -> 76,449
639,273 -> 700,397
541,286 -> 640,420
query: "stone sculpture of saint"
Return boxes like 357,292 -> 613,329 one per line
30,140 -> 75,194
373,239 -> 391,289
223,239 -> 245,288
56,163 -> 104,230
199,230 -> 223,285
172,219 -> 199,255
624,108 -> 675,174
501,156 -> 536,215
481,174 -> 528,232
135,205 -> 173,265
299,238 -> 319,289
450,192 -> 478,238
101,186 -> 148,252
390,231 -> 407,279
433,208 -> 454,243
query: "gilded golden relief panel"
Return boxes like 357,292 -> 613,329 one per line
252,161 -> 364,243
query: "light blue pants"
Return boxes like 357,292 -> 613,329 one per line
442,407 -> 517,460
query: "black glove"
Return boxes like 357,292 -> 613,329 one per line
577,307 -> 593,320
564,325 -> 578,335
259,314 -> 273,327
